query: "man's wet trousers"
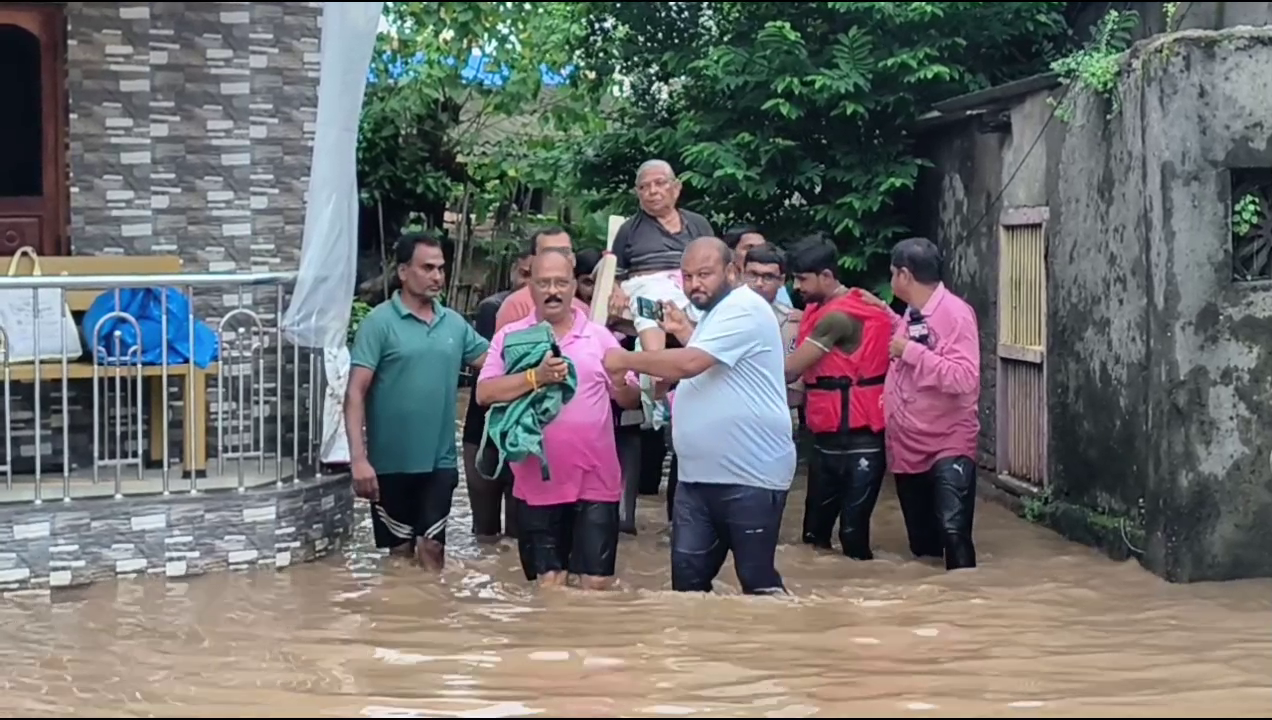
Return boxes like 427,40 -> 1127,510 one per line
894,455 -> 977,570
801,430 -> 886,560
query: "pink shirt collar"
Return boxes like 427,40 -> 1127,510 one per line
915,282 -> 950,316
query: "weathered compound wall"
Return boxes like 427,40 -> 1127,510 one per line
1133,29 -> 1272,582
916,28 -> 1272,583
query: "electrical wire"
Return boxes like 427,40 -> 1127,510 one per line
949,1 -> 1193,244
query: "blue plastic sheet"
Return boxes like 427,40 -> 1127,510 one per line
81,287 -> 220,368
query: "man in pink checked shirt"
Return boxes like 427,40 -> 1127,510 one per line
861,236 -> 981,571
476,250 -> 642,590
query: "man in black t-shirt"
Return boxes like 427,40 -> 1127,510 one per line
462,246 -> 532,542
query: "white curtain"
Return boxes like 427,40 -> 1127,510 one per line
284,1 -> 384,463
284,0 -> 383,348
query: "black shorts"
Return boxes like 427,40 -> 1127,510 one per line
370,469 -> 459,549
461,392 -> 487,447
516,499 -> 620,581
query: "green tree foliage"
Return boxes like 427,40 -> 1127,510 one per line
356,2 -> 576,241
556,2 -> 1073,274
1050,8 -> 1139,122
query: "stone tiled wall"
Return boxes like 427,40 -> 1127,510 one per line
0,474 -> 354,590
66,0 -> 322,278
1,2 -> 325,475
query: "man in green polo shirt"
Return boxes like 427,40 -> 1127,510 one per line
344,231 -> 489,570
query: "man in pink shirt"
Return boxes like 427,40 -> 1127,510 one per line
476,250 -> 641,590
866,236 -> 981,571
494,227 -> 590,333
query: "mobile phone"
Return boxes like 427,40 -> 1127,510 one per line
636,296 -> 664,322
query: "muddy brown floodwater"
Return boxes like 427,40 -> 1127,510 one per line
0,398 -> 1269,718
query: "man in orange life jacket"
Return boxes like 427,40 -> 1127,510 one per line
783,235 -> 894,560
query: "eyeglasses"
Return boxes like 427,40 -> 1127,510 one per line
742,271 -> 783,284
531,278 -> 574,292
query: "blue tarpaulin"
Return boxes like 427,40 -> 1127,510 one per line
82,287 -> 220,368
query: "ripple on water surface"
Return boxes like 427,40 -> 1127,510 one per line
0,424 -> 1268,717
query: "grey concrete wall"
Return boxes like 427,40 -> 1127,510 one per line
913,130 -> 1002,466
918,27 -> 1272,583
1049,83 -> 1154,518
1071,3 -> 1272,45
1132,29 -> 1272,582
915,91 -> 1056,469
0,473 -> 354,591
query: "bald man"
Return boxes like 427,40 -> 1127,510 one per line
604,238 -> 796,596
608,160 -> 715,429
477,249 -> 642,589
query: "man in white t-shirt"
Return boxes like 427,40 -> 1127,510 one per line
603,237 -> 796,595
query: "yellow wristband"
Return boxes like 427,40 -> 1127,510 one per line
526,369 -> 537,391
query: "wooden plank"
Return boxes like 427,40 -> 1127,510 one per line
2,361 -> 218,383
998,343 -> 1044,365
4,253 -> 183,311
1000,206 -> 1050,227
589,215 -> 625,325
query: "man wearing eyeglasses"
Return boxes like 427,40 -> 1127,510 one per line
741,243 -> 804,410
725,226 -> 794,308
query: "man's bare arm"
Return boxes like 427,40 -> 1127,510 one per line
344,367 -> 374,464
784,312 -> 863,382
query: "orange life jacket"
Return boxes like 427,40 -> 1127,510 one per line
797,288 -> 893,434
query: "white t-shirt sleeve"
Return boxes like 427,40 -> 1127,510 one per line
688,293 -> 758,367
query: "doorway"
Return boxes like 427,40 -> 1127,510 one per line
0,5 -> 67,257
996,206 -> 1049,490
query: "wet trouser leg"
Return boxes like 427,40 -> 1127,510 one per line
669,481 -> 728,592
802,431 -> 886,559
895,455 -> 977,570
671,481 -> 786,595
801,447 -> 829,547
616,425 -> 642,535
638,428 -> 668,495
665,454 -> 679,523
501,476 -> 518,539
723,485 -> 788,595
466,443 -> 505,539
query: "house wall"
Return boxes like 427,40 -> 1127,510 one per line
2,2 -> 323,474
0,471 -> 353,591
66,1 -> 322,274
916,28 -> 1272,583
1134,30 -> 1272,582
915,92 -> 1058,470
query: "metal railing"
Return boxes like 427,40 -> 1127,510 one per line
0,271 -> 327,503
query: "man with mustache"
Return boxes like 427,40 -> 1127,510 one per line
345,231 -> 489,570
477,249 -> 642,589
783,234 -> 891,561
494,227 -> 590,333
604,237 -> 796,595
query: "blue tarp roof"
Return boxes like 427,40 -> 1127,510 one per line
370,49 -> 570,87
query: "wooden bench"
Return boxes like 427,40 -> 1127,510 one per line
3,253 -> 215,477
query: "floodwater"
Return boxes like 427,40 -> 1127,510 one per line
1,407 -> 1269,717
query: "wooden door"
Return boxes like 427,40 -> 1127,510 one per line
996,207 -> 1049,490
0,5 -> 67,257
